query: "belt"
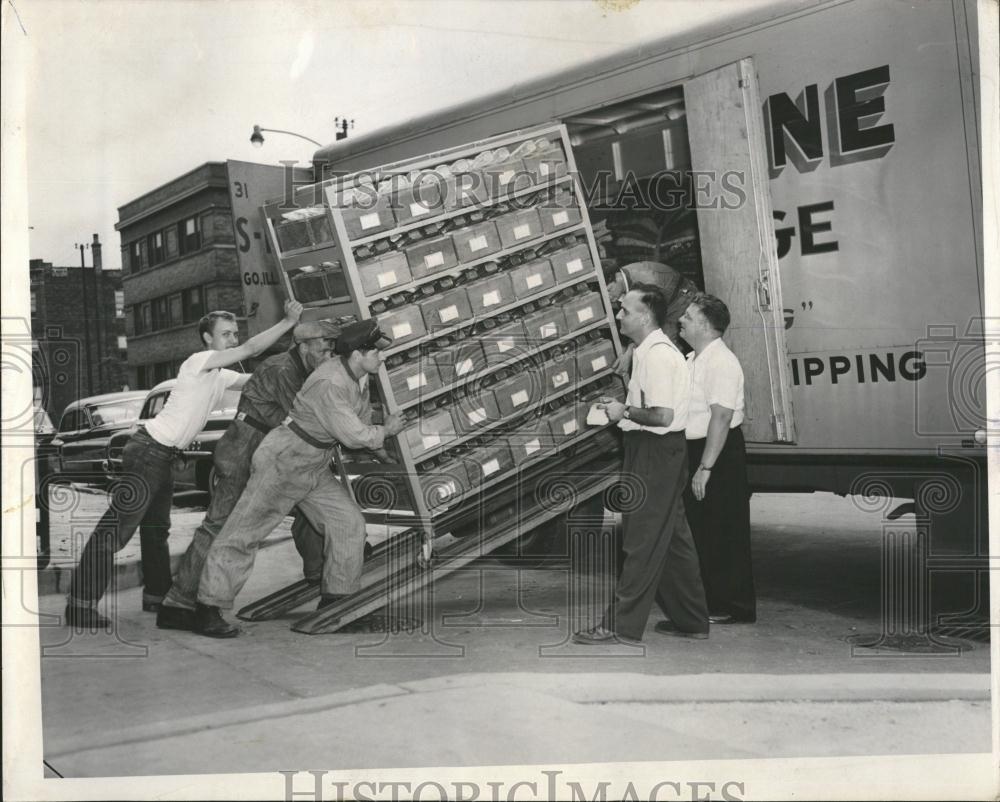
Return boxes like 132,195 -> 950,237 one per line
134,426 -> 182,455
284,419 -> 337,450
236,411 -> 271,434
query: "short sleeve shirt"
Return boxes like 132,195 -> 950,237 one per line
145,351 -> 241,448
685,337 -> 745,440
618,329 -> 689,435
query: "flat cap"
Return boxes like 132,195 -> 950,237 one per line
333,319 -> 393,356
293,319 -> 341,343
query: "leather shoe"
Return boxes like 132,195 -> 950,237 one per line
157,604 -> 196,632
708,614 -> 756,625
572,625 -> 637,645
193,603 -> 239,638
654,620 -> 709,639
65,604 -> 110,628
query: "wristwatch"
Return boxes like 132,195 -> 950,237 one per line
622,406 -> 632,420
699,463 -> 712,472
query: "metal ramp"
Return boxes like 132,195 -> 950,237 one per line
236,434 -> 621,632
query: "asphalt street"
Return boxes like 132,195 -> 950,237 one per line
32,488 -> 992,781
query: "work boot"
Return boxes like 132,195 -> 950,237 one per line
156,604 -> 196,632
193,603 -> 239,638
64,604 -> 110,629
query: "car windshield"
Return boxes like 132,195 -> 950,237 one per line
89,399 -> 144,427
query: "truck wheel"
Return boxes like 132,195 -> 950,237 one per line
494,493 -> 609,569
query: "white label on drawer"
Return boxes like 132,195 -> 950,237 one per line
540,322 -> 557,338
539,162 -> 551,176
525,273 -> 543,290
482,458 -> 501,476
498,169 -> 515,185
591,355 -> 608,372
551,371 -> 569,387
497,337 -> 515,353
565,258 -> 584,274
424,251 -> 445,269
405,373 -> 427,391
468,407 -> 488,425
391,322 -> 413,338
376,270 -> 398,288
456,358 -> 474,376
551,210 -> 570,226
513,224 -> 531,240
359,212 -> 381,230
525,438 -> 541,455
577,307 -> 595,323
511,389 -> 529,407
481,290 -> 500,307
409,202 -> 430,217
439,480 -> 457,499
421,433 -> 442,450
469,234 -> 489,252
562,420 -> 578,435
439,305 -> 459,323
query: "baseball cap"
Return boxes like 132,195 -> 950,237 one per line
293,319 -> 341,343
334,319 -> 393,356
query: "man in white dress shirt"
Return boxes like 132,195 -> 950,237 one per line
678,293 -> 756,624
573,284 -> 709,643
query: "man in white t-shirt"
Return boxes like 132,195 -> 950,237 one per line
573,284 -> 709,644
64,300 -> 303,629
678,293 -> 756,624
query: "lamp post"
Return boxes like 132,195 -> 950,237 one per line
249,118 -> 354,149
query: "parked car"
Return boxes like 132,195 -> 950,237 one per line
104,380 -> 240,497
51,390 -> 148,479
33,388 -> 57,569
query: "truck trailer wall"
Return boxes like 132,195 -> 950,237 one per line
309,0 -> 984,457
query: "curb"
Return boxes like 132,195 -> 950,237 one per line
37,533 -> 295,597
45,671 -> 990,761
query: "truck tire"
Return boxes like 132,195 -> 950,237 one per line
494,493 -> 609,568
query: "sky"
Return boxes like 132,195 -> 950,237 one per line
12,0 -> 781,271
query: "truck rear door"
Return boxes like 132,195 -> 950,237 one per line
685,58 -> 797,444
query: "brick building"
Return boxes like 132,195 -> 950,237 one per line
116,162 -> 248,389
30,234 -> 128,420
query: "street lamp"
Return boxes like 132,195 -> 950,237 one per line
250,125 -> 322,149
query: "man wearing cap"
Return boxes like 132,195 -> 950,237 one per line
193,319 -> 404,637
156,319 -> 340,631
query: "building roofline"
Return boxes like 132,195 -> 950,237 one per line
116,161 -> 229,232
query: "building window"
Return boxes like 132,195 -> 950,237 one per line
182,286 -> 205,323
169,293 -> 183,328
147,231 -> 165,266
115,290 -> 125,318
152,296 -> 169,330
31,289 -> 37,315
130,241 -> 143,272
178,216 -> 201,255
136,302 -> 151,335
117,335 -> 127,350
152,361 -> 173,384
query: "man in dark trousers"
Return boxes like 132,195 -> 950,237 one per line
573,284 -> 709,643
678,293 -> 756,624
156,319 -> 340,631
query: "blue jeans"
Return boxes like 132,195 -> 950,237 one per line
68,427 -> 176,607
164,420 -> 325,610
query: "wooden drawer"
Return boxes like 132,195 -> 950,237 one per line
509,259 -> 555,297
542,350 -> 579,398
563,292 -> 605,332
403,409 -> 458,459
357,251 -> 411,296
404,236 -> 459,279
377,305 -> 426,347
550,243 -> 594,283
496,208 -> 542,249
430,341 -> 485,385
465,442 -> 515,487
419,286 -> 472,331
466,273 -> 515,316
452,221 -> 502,263
480,319 -> 529,363
538,189 -> 582,234
575,339 -> 616,380
452,388 -> 501,434
387,359 -> 443,407
521,306 -> 567,345
490,372 -> 543,419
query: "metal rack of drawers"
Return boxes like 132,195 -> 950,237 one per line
261,123 -> 625,543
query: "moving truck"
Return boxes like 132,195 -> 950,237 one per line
229,0 -> 988,631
